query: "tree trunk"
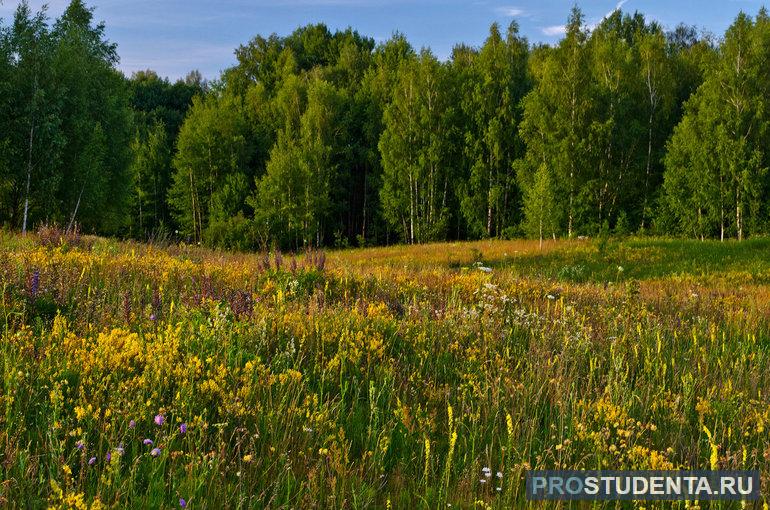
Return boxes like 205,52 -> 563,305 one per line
189,168 -> 198,242
487,163 -> 493,237
67,184 -> 85,234
698,207 -> 704,241
736,187 -> 743,241
568,74 -> 577,240
720,211 -> 725,242
22,122 -> 34,235
428,162 -> 434,227
719,172 -> 725,242
153,160 -> 159,230
409,172 -> 415,244
641,111 -> 654,230
137,169 -> 144,235
539,215 -> 543,250
361,165 -> 367,241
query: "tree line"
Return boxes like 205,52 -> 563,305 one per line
2,1 -> 769,249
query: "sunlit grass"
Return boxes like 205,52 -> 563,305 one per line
1,234 -> 769,508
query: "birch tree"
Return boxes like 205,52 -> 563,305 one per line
662,11 -> 770,240
379,50 -> 455,243
521,163 -> 558,249
458,22 -> 529,238
519,7 -> 593,238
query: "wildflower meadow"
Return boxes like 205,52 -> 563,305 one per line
1,231 -> 770,508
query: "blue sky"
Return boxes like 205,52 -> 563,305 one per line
0,0 -> 764,80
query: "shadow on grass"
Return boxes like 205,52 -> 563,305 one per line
487,237 -> 770,283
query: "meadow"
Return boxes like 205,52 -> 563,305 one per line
1,231 -> 769,509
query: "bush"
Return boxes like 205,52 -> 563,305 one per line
205,213 -> 258,251
36,223 -> 91,250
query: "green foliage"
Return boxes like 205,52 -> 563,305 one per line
52,0 -> 133,234
0,19 -> 14,219
168,93 -> 251,242
661,10 -> 770,240
4,2 -> 63,232
379,50 -> 456,244
3,3 -> 770,248
131,120 -> 170,235
614,210 -> 630,236
518,7 -> 594,238
519,8 -> 683,239
0,0 -> 132,234
249,74 -> 344,249
128,70 -> 204,236
521,163 -> 558,245
457,22 -> 529,239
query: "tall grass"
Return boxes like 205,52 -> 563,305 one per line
0,235 -> 768,508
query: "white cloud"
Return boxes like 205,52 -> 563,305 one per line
607,0 -> 628,18
542,25 -> 566,36
495,6 -> 526,17
582,0 -> 632,31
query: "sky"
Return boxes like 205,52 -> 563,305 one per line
0,0 -> 764,81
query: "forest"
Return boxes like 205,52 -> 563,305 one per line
1,0 -> 769,249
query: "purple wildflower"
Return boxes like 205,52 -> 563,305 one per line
149,313 -> 157,322
129,419 -> 136,429
150,447 -> 161,457
143,438 -> 154,446
179,498 -> 187,508
179,423 -> 187,434
88,456 -> 97,466
106,452 -> 112,462
154,414 -> 165,426
76,440 -> 85,450
30,270 -> 40,298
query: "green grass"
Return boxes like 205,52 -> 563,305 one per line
1,235 -> 769,509
492,237 -> 770,283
